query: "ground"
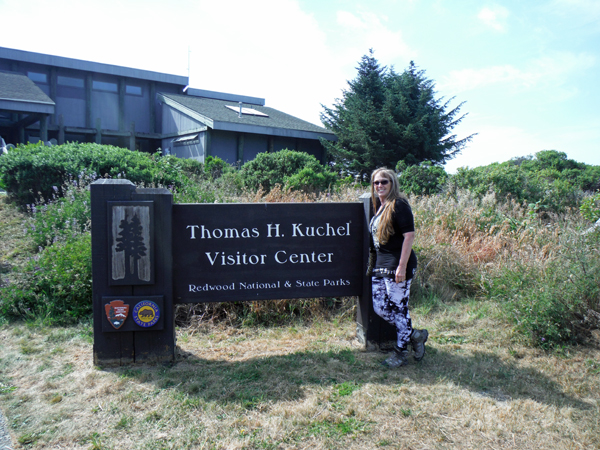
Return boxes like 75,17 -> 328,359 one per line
0,299 -> 599,449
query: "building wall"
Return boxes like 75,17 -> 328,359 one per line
210,132 -> 325,164
55,70 -> 86,128
154,84 -> 181,134
243,133 -> 268,163
209,130 -> 238,163
296,138 -> 324,160
91,74 -> 119,130
162,104 -> 203,135
0,56 -> 185,141
0,53 -> 331,160
124,79 -> 151,133
273,136 -> 296,152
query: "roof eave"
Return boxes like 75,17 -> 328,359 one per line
0,98 -> 55,115
0,46 -> 188,86
159,94 -> 214,128
212,121 -> 337,141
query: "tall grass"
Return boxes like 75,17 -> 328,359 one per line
412,188 -> 600,347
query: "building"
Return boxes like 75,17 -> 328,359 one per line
0,47 -> 335,163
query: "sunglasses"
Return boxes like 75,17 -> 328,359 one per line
373,180 -> 389,186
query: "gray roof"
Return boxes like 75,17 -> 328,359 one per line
0,71 -> 55,114
186,88 -> 265,106
0,46 -> 187,86
159,93 -> 335,141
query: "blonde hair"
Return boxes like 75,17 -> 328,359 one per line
370,168 -> 407,245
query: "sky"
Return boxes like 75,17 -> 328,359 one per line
1,0 -> 599,172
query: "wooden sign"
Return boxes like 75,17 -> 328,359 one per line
91,180 -> 392,365
172,203 -> 364,303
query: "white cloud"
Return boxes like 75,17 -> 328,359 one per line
477,5 -> 510,32
444,124 -> 542,173
445,118 -> 600,173
184,0 -> 341,125
334,10 -> 414,64
551,0 -> 600,20
439,52 -> 596,95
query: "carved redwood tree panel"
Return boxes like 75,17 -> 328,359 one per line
108,201 -> 154,285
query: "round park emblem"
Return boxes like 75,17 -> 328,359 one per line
132,300 -> 160,328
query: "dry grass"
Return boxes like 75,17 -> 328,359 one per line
1,300 -> 599,449
234,183 -> 366,204
410,191 -> 582,300
0,196 -> 32,289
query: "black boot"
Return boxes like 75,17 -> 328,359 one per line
410,329 -> 429,361
382,347 -> 409,368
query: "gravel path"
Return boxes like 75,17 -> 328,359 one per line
0,409 -> 13,450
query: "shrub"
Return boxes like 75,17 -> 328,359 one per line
26,176 -> 92,249
284,167 -> 338,193
449,150 -> 597,213
239,150 -> 337,193
581,191 -> 600,223
0,233 -> 92,323
396,161 -> 448,196
0,142 -> 201,207
204,155 -> 232,180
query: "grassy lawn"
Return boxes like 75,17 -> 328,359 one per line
1,299 -> 599,449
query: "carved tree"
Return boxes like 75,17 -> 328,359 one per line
115,213 -> 147,278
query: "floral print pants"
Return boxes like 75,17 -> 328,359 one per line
372,277 -> 413,350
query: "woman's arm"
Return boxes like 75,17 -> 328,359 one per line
395,231 -> 415,283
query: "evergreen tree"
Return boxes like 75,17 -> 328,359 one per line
321,51 -> 474,178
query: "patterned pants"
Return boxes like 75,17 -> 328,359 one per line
372,277 -> 413,350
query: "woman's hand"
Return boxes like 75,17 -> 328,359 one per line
395,264 -> 407,283
396,231 -> 415,283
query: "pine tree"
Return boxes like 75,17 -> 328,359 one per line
321,51 -> 474,178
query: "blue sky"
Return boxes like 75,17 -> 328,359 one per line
1,0 -> 598,172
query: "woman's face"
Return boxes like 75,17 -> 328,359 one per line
373,172 -> 391,201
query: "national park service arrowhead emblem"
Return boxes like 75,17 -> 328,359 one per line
105,300 -> 130,329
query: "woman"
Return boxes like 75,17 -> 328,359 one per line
369,168 -> 428,368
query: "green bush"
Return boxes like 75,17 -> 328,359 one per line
0,142 -> 202,207
396,161 -> 448,196
284,167 -> 338,193
239,150 -> 337,193
204,155 -> 232,180
0,233 -> 92,323
581,191 -> 600,223
487,231 -> 600,348
450,150 -> 595,213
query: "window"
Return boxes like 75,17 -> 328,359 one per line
224,105 -> 269,117
173,134 -> 200,146
27,72 -> 47,83
57,76 -> 84,88
92,80 -> 118,92
125,85 -> 143,96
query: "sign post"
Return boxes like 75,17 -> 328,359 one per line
356,194 -> 397,350
91,180 -> 175,365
